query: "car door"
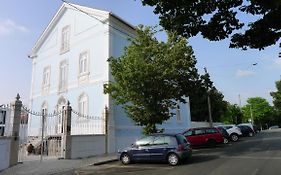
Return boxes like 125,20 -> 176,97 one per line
130,136 -> 154,161
149,136 -> 168,161
184,129 -> 206,146
193,129 -> 206,145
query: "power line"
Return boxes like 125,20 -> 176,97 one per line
61,0 -> 135,38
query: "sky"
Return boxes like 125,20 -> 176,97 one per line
0,0 -> 280,106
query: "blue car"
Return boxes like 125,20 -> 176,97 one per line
118,133 -> 192,166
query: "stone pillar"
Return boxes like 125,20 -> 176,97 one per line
9,94 -> 22,166
62,101 -> 72,159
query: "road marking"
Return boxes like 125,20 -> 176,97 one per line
220,155 -> 281,160
194,154 -> 281,160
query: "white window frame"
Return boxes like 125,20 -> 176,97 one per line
176,100 -> 182,122
42,66 -> 51,94
78,51 -> 90,83
60,25 -> 70,54
79,51 -> 90,75
78,93 -> 89,118
58,60 -> 68,93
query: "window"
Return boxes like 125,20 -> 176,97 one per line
194,129 -> 205,135
135,136 -> 154,146
205,129 -> 218,134
78,51 -> 90,83
42,66 -> 51,94
79,51 -> 89,75
60,25 -> 70,53
183,130 -> 193,136
42,67 -> 50,87
78,93 -> 88,116
153,136 -> 165,145
59,61 -> 68,93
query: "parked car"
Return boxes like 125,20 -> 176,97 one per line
238,123 -> 254,131
253,125 -> 261,133
216,127 -> 231,144
269,125 -> 279,130
237,125 -> 255,137
216,125 -> 242,142
118,133 -> 192,166
182,127 -> 224,147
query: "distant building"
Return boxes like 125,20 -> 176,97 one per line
28,2 -> 192,153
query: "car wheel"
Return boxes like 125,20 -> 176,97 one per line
223,137 -> 229,144
248,132 -> 254,137
207,139 -> 217,147
231,134 -> 239,142
120,153 -> 131,165
167,153 -> 179,166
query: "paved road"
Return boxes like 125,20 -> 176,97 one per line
71,129 -> 281,175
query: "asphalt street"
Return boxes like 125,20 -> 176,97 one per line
64,129 -> 281,175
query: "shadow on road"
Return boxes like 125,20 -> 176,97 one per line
186,155 -> 220,165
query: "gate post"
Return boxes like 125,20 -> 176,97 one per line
9,94 -> 22,166
63,101 -> 72,159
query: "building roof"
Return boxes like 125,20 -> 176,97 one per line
28,2 -> 136,58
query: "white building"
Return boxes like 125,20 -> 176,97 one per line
28,2 -> 192,153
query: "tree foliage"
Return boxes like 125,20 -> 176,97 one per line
189,72 -> 227,122
270,80 -> 281,115
140,0 -> 281,50
104,26 -> 199,134
241,97 -> 275,125
222,103 -> 243,124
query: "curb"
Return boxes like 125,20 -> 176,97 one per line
92,158 -> 118,166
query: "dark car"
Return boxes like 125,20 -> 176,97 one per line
182,127 -> 224,147
118,133 -> 192,166
216,126 -> 231,144
237,125 -> 254,137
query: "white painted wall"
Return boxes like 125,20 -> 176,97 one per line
70,134 -> 105,159
0,138 -> 11,171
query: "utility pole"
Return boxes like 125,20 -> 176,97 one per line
250,105 -> 254,125
204,67 -> 213,127
238,94 -> 241,107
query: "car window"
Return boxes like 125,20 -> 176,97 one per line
153,136 -> 165,145
206,128 -> 218,134
194,129 -> 205,135
135,136 -> 154,146
164,136 -> 175,145
183,130 -> 193,136
225,126 -> 232,129
176,134 -> 188,144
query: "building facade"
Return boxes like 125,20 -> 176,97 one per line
28,3 -> 192,153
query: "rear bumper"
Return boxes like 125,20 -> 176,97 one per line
177,148 -> 192,160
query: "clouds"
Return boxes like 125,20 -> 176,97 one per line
0,19 -> 28,36
236,69 -> 255,78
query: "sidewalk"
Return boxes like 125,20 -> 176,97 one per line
0,154 -> 118,175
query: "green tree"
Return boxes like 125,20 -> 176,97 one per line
270,80 -> 281,115
104,26 -> 200,134
242,97 -> 275,126
189,72 -> 227,122
222,103 -> 243,124
140,0 -> 281,50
